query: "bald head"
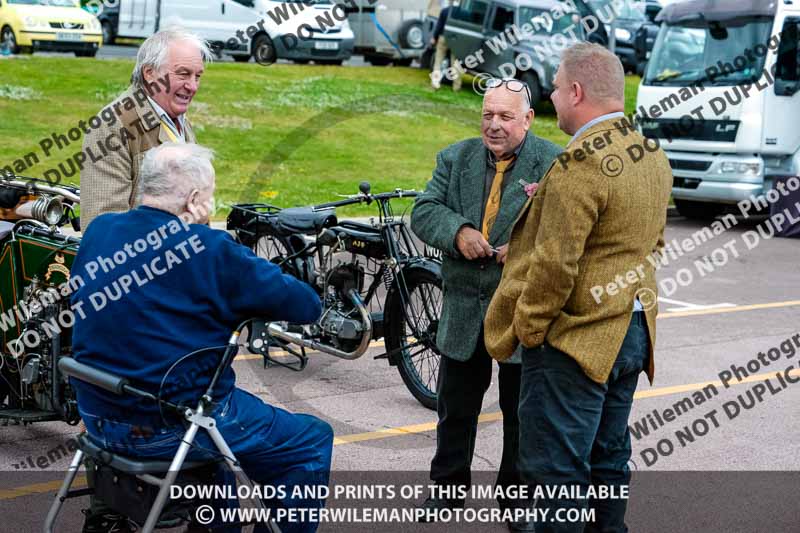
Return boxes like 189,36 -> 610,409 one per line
550,42 -> 625,136
481,84 -> 534,159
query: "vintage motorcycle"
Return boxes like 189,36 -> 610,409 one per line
0,172 -> 82,425
227,182 -> 444,409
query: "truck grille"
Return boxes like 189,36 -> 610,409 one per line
669,159 -> 712,172
641,118 -> 739,142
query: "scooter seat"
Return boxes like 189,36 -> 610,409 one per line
77,433 -> 219,474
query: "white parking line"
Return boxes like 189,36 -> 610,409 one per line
659,297 -> 737,312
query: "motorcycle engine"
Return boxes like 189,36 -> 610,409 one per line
319,264 -> 367,351
0,278 -> 79,424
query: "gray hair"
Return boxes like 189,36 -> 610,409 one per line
131,27 -> 214,87
560,42 -> 625,104
138,143 -> 215,214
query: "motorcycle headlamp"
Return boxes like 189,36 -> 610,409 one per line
15,196 -> 64,226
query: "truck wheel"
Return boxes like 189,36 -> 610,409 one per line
398,19 -> 424,50
519,71 -> 542,107
674,199 -> 726,220
1,26 -> 18,55
252,34 -> 277,66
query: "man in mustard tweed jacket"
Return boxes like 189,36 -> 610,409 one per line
485,43 -> 672,532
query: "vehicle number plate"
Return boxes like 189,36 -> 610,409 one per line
314,41 -> 339,50
56,32 -> 82,41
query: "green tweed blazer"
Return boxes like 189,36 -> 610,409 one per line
411,132 -> 562,362
484,119 -> 673,383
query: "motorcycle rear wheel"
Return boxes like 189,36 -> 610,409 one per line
385,268 -> 442,410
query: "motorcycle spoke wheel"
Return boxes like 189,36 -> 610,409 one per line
386,268 -> 442,410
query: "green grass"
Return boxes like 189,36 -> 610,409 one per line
0,56 -> 641,218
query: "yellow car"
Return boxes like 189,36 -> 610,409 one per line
1,0 -> 102,57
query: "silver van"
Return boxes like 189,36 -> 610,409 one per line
443,0 -> 583,104
347,0 -> 428,66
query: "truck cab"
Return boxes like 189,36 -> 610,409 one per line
637,0 -> 800,219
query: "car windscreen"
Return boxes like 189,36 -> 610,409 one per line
587,0 -> 646,21
643,16 -> 773,86
519,7 -> 579,36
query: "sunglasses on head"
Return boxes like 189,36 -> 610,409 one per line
485,78 -> 532,108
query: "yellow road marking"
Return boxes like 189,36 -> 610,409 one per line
0,477 -> 87,500
2,368 -> 797,501
3,300 -> 798,500
330,368 -> 800,446
659,299 -> 800,319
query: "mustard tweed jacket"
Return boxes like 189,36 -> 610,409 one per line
484,119 -> 672,383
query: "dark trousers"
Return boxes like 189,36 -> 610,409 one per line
84,388 -> 333,533
430,331 -> 525,508
518,312 -> 650,533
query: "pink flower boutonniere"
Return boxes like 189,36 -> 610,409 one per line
519,179 -> 539,197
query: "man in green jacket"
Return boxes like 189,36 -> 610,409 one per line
411,79 -> 561,531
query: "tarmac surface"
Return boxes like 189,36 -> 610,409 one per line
1,210 -> 798,532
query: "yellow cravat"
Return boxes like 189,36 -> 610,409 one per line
160,119 -> 180,143
482,158 -> 513,239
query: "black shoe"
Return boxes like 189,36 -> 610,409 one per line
416,496 -> 464,523
81,509 -> 137,533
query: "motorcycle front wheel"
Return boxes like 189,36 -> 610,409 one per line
385,268 -> 442,410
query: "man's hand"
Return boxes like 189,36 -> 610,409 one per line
456,226 -> 493,260
495,244 -> 509,265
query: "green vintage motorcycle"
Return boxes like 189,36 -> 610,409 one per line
0,171 -> 82,426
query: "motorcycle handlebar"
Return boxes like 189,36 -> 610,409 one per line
312,190 -> 418,212
0,177 -> 81,204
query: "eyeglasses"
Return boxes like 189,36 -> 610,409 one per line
485,78 -> 532,108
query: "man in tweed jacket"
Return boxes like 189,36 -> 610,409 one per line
80,28 -> 210,231
485,43 -> 672,531
411,82 -> 560,528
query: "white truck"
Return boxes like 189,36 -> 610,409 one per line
114,0 -> 355,64
636,0 -> 800,219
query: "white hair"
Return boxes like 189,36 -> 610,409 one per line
131,27 -> 214,87
138,143 -> 215,214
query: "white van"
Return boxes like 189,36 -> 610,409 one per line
115,0 -> 355,64
636,0 -> 800,219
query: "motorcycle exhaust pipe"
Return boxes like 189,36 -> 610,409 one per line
266,289 -> 373,360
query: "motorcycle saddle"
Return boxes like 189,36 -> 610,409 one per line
276,207 -> 337,235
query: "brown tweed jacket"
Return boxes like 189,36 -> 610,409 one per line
79,87 -> 196,230
484,118 -> 673,384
